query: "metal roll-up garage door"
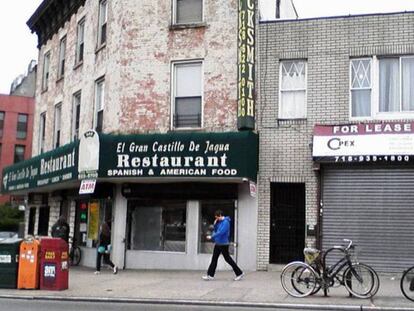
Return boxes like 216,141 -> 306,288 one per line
322,166 -> 414,273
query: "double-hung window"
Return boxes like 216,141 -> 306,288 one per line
39,112 -> 46,154
58,36 -> 66,78
42,52 -> 50,91
16,113 -> 28,139
172,62 -> 202,128
95,78 -> 105,133
98,0 -> 107,47
279,60 -> 307,119
72,92 -> 81,141
174,0 -> 203,25
54,104 -> 62,148
14,145 -> 25,163
351,56 -> 414,118
0,111 -> 4,138
75,19 -> 85,64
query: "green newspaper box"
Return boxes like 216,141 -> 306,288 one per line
0,238 -> 22,288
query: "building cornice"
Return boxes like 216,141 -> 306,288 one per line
27,0 -> 86,48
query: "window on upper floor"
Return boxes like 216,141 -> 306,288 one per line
172,61 -> 202,128
173,0 -> 203,25
54,103 -> 62,148
14,145 -> 25,163
58,36 -> 66,79
42,52 -> 50,91
95,78 -> 105,133
72,91 -> 81,141
16,113 -> 28,140
279,60 -> 307,119
0,111 -> 4,138
39,112 -> 46,154
76,19 -> 85,64
351,56 -> 414,119
98,0 -> 107,47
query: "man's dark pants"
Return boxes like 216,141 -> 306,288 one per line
207,244 -> 243,277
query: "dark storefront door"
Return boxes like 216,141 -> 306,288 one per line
270,183 -> 305,264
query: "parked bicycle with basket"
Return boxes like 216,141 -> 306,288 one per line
281,239 -> 379,298
69,236 -> 81,266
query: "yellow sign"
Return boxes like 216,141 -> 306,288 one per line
88,202 -> 100,240
45,251 -> 55,260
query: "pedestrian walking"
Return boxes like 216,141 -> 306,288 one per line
202,210 -> 244,281
51,216 -> 70,243
95,221 -> 118,275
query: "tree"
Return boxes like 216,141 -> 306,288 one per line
0,203 -> 24,231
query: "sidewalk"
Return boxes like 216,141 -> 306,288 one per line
1,267 -> 414,310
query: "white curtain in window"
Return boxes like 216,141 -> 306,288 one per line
379,58 -> 399,112
351,90 -> 371,117
280,91 -> 305,119
402,57 -> 414,111
280,61 -> 306,119
175,63 -> 201,97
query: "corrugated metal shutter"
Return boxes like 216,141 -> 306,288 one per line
322,166 -> 414,273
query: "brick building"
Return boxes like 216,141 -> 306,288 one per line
2,0 -> 260,271
258,12 -> 414,272
0,94 -> 34,204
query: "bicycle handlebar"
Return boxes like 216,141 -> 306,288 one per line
343,239 -> 353,251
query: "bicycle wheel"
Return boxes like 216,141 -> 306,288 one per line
401,266 -> 414,301
281,262 -> 318,298
70,246 -> 81,266
343,263 -> 378,298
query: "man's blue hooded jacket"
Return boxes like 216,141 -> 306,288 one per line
212,216 -> 231,245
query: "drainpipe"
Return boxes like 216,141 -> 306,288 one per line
275,0 -> 281,18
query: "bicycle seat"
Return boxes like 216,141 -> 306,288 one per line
304,248 -> 321,264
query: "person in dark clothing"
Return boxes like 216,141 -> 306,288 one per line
95,221 -> 118,275
202,210 -> 244,281
51,216 -> 70,243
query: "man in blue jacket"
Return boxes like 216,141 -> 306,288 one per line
202,210 -> 244,281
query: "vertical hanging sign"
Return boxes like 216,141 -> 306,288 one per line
237,0 -> 256,130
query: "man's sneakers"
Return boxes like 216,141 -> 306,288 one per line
113,266 -> 118,274
202,275 -> 214,281
94,271 -> 100,275
234,273 -> 244,281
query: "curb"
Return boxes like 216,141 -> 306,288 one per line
2,294 -> 414,311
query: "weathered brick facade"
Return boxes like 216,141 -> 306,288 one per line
257,12 -> 414,270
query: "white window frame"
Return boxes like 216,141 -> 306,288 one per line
72,91 -> 81,141
39,112 -> 46,154
350,55 -> 414,120
75,18 -> 85,64
171,60 -> 203,129
97,0 -> 108,47
349,57 -> 373,120
53,103 -> 62,148
42,52 -> 50,91
278,59 -> 307,119
94,77 -> 105,132
172,0 -> 204,25
58,36 -> 66,79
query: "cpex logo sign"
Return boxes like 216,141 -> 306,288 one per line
327,138 -> 355,151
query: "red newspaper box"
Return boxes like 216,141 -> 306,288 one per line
39,237 -> 69,290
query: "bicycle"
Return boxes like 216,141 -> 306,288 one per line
281,239 -> 380,299
400,266 -> 414,301
69,237 -> 81,266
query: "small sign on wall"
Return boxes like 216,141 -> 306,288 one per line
79,179 -> 96,194
249,181 -> 257,197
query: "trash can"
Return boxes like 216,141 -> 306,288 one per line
18,238 -> 40,289
0,238 -> 22,288
39,237 -> 69,291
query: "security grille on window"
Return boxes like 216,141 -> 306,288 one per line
0,111 -> 4,138
351,59 -> 372,117
14,145 -> 25,163
279,60 -> 307,119
95,79 -> 105,133
173,62 -> 202,128
76,19 -> 85,64
98,0 -> 107,46
350,56 -> 414,118
54,104 -> 62,148
175,0 -> 203,24
39,112 -> 46,154
72,92 -> 81,141
42,52 -> 50,91
58,36 -> 66,78
16,113 -> 28,139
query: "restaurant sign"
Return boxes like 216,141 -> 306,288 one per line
2,142 -> 78,193
99,131 -> 258,181
313,122 -> 414,163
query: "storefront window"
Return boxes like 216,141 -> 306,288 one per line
199,200 -> 235,254
127,201 -> 186,252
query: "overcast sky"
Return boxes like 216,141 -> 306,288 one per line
1,0 -> 414,94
